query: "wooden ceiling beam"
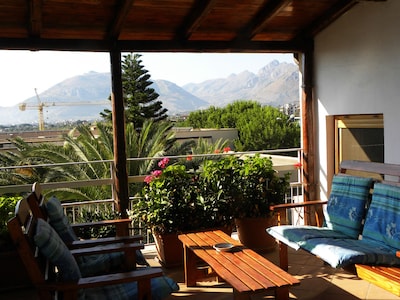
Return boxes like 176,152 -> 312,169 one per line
239,0 -> 292,40
107,0 -> 136,40
29,0 -> 43,37
0,37 -> 307,53
301,0 -> 358,37
175,0 -> 218,40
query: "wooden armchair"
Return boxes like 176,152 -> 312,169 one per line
7,194 -> 167,300
29,182 -> 150,268
31,182 -> 132,238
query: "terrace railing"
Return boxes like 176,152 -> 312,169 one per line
0,148 -> 304,243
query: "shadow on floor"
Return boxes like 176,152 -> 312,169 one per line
2,244 -> 399,300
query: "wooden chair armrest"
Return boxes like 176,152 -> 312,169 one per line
71,242 -> 145,270
69,235 -> 143,249
270,200 -> 328,226
70,242 -> 144,257
270,200 -> 328,212
78,267 -> 163,288
39,268 -> 163,299
71,218 -> 132,236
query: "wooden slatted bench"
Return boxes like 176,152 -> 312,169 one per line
178,230 -> 299,300
270,160 -> 400,297
336,161 -> 400,297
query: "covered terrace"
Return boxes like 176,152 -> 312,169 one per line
3,0 -> 400,299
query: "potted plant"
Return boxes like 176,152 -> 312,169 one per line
132,157 -> 233,267
202,154 -> 290,252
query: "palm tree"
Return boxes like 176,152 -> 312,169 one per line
0,120 -> 232,203
0,120 -> 178,200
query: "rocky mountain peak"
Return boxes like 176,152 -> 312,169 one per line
0,61 -> 298,125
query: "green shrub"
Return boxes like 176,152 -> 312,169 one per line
70,206 -> 122,239
0,196 -> 22,250
0,196 -> 22,234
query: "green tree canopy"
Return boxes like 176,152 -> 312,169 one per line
101,53 -> 168,128
179,100 -> 300,151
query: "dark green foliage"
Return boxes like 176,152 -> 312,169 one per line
101,53 -> 168,129
202,154 -> 290,218
0,196 -> 22,250
70,206 -> 122,239
133,153 -> 290,234
138,164 -> 208,234
0,120 -> 176,201
179,100 -> 300,151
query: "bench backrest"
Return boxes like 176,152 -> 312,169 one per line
29,181 -> 48,219
339,160 -> 400,185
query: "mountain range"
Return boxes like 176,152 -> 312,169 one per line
0,60 -> 298,126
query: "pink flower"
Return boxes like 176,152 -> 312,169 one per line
186,155 -> 193,161
223,147 -> 231,153
144,175 -> 153,184
158,157 -> 169,169
214,149 -> 220,154
152,170 -> 162,178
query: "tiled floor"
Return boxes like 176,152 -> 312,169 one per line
3,244 -> 400,300
143,245 -> 399,300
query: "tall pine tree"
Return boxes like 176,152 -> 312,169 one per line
101,53 -> 168,129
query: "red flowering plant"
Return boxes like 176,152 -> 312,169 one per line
133,156 -> 233,234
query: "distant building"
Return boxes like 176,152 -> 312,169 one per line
0,127 -> 239,152
279,102 -> 300,117
172,127 -> 238,149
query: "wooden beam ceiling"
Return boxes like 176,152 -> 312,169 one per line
0,0 -> 358,53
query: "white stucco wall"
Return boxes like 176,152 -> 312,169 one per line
314,0 -> 400,199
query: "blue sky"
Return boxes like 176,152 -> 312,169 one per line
0,51 -> 294,107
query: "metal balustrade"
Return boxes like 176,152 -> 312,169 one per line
0,148 -> 304,244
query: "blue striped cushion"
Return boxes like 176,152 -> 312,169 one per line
324,175 -> 373,238
34,218 -> 81,281
46,196 -> 78,243
267,225 -> 352,250
46,196 -> 148,276
362,183 -> 400,250
34,220 -> 179,298
302,237 -> 400,268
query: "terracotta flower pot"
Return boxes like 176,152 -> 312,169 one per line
152,231 -> 183,268
235,216 -> 278,253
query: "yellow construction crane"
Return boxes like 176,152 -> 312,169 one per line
19,88 -> 109,131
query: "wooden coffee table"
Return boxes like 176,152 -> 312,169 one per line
178,230 -> 299,300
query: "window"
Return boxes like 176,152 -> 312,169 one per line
327,114 -> 384,178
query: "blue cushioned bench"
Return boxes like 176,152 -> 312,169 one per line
267,160 -> 400,296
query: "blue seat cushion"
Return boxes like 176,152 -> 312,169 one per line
80,274 -> 179,300
362,183 -> 400,250
34,218 -> 179,299
45,195 -> 78,243
267,225 -> 352,250
324,175 -> 373,239
301,237 -> 400,268
34,218 -> 82,281
78,250 -> 125,277
45,196 -> 149,275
